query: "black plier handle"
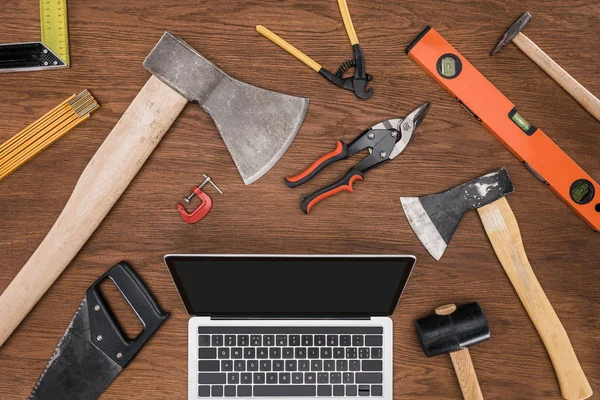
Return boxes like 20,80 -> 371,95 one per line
256,0 -> 372,99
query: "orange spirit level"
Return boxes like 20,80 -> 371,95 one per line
406,27 -> 600,231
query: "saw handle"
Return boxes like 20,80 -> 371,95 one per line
338,0 -> 359,45
0,76 -> 187,348
285,140 -> 350,188
87,261 -> 169,367
90,262 -> 169,337
513,33 -> 600,122
256,25 -> 322,73
301,167 -> 364,214
477,197 -> 592,400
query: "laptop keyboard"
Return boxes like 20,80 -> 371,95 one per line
197,327 -> 384,397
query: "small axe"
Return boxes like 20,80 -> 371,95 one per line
492,12 -> 600,122
0,32 -> 308,347
401,168 -> 592,400
416,303 -> 490,400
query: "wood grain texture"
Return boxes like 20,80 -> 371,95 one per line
449,349 -> 484,400
435,304 -> 484,400
0,75 -> 187,347
513,33 -> 600,122
0,0 -> 598,399
478,197 -> 592,400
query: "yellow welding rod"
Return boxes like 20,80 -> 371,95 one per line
0,91 -> 91,160
0,116 -> 88,181
0,95 -> 75,153
0,91 -> 89,157
0,90 -> 99,182
0,112 -> 79,166
256,25 -> 322,72
0,106 -> 76,160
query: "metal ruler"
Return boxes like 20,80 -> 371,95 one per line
0,0 -> 69,72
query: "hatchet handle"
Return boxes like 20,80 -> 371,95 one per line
513,32 -> 600,122
477,197 -> 592,400
0,75 -> 187,348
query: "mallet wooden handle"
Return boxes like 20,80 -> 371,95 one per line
435,304 -> 484,400
477,197 -> 592,400
513,32 -> 600,122
0,75 -> 188,347
450,349 -> 484,400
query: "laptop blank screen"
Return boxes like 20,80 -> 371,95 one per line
165,255 -> 414,317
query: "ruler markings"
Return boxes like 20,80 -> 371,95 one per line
40,0 -> 69,65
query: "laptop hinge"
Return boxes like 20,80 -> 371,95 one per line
210,316 -> 372,321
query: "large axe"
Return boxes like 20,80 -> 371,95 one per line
0,32 -> 308,347
401,168 -> 592,400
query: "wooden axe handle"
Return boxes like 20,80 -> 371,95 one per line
513,32 -> 600,122
477,197 -> 592,400
0,75 -> 187,347
449,348 -> 484,400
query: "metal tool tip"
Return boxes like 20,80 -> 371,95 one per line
412,102 -> 431,129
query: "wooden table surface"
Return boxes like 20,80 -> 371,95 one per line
0,0 -> 598,398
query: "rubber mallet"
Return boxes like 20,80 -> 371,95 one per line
416,302 -> 490,400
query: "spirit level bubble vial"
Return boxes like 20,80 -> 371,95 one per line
406,26 -> 600,231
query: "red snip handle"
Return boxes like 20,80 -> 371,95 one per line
301,168 -> 364,214
285,141 -> 349,188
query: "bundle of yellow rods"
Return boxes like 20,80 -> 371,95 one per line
0,90 -> 99,182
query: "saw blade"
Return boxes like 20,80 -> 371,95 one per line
29,297 -> 122,400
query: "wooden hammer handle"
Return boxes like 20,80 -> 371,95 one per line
477,197 -> 592,400
449,348 -> 484,400
0,75 -> 187,347
513,32 -> 600,122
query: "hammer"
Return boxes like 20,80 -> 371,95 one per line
416,303 -> 490,400
492,12 -> 600,122
401,168 -> 592,400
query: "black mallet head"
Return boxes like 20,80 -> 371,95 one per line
416,302 -> 490,357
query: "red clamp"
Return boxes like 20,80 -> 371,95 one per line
177,174 -> 223,224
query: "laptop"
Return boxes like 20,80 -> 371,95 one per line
164,254 -> 415,400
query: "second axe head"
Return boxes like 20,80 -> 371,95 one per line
144,32 -> 309,185
401,168 -> 514,260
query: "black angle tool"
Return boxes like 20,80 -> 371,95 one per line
29,262 -> 169,400
286,103 -> 430,213
257,0 -> 373,99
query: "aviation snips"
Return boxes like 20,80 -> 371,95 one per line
285,103 -> 430,213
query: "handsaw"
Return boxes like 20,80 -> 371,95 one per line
29,262 -> 169,400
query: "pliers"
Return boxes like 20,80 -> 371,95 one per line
257,0 -> 372,99
286,103 -> 431,213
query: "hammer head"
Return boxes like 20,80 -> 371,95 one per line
491,12 -> 532,55
400,168 -> 513,261
144,32 -> 309,185
416,302 -> 490,357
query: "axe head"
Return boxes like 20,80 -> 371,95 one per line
401,168 -> 514,260
144,32 -> 309,184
